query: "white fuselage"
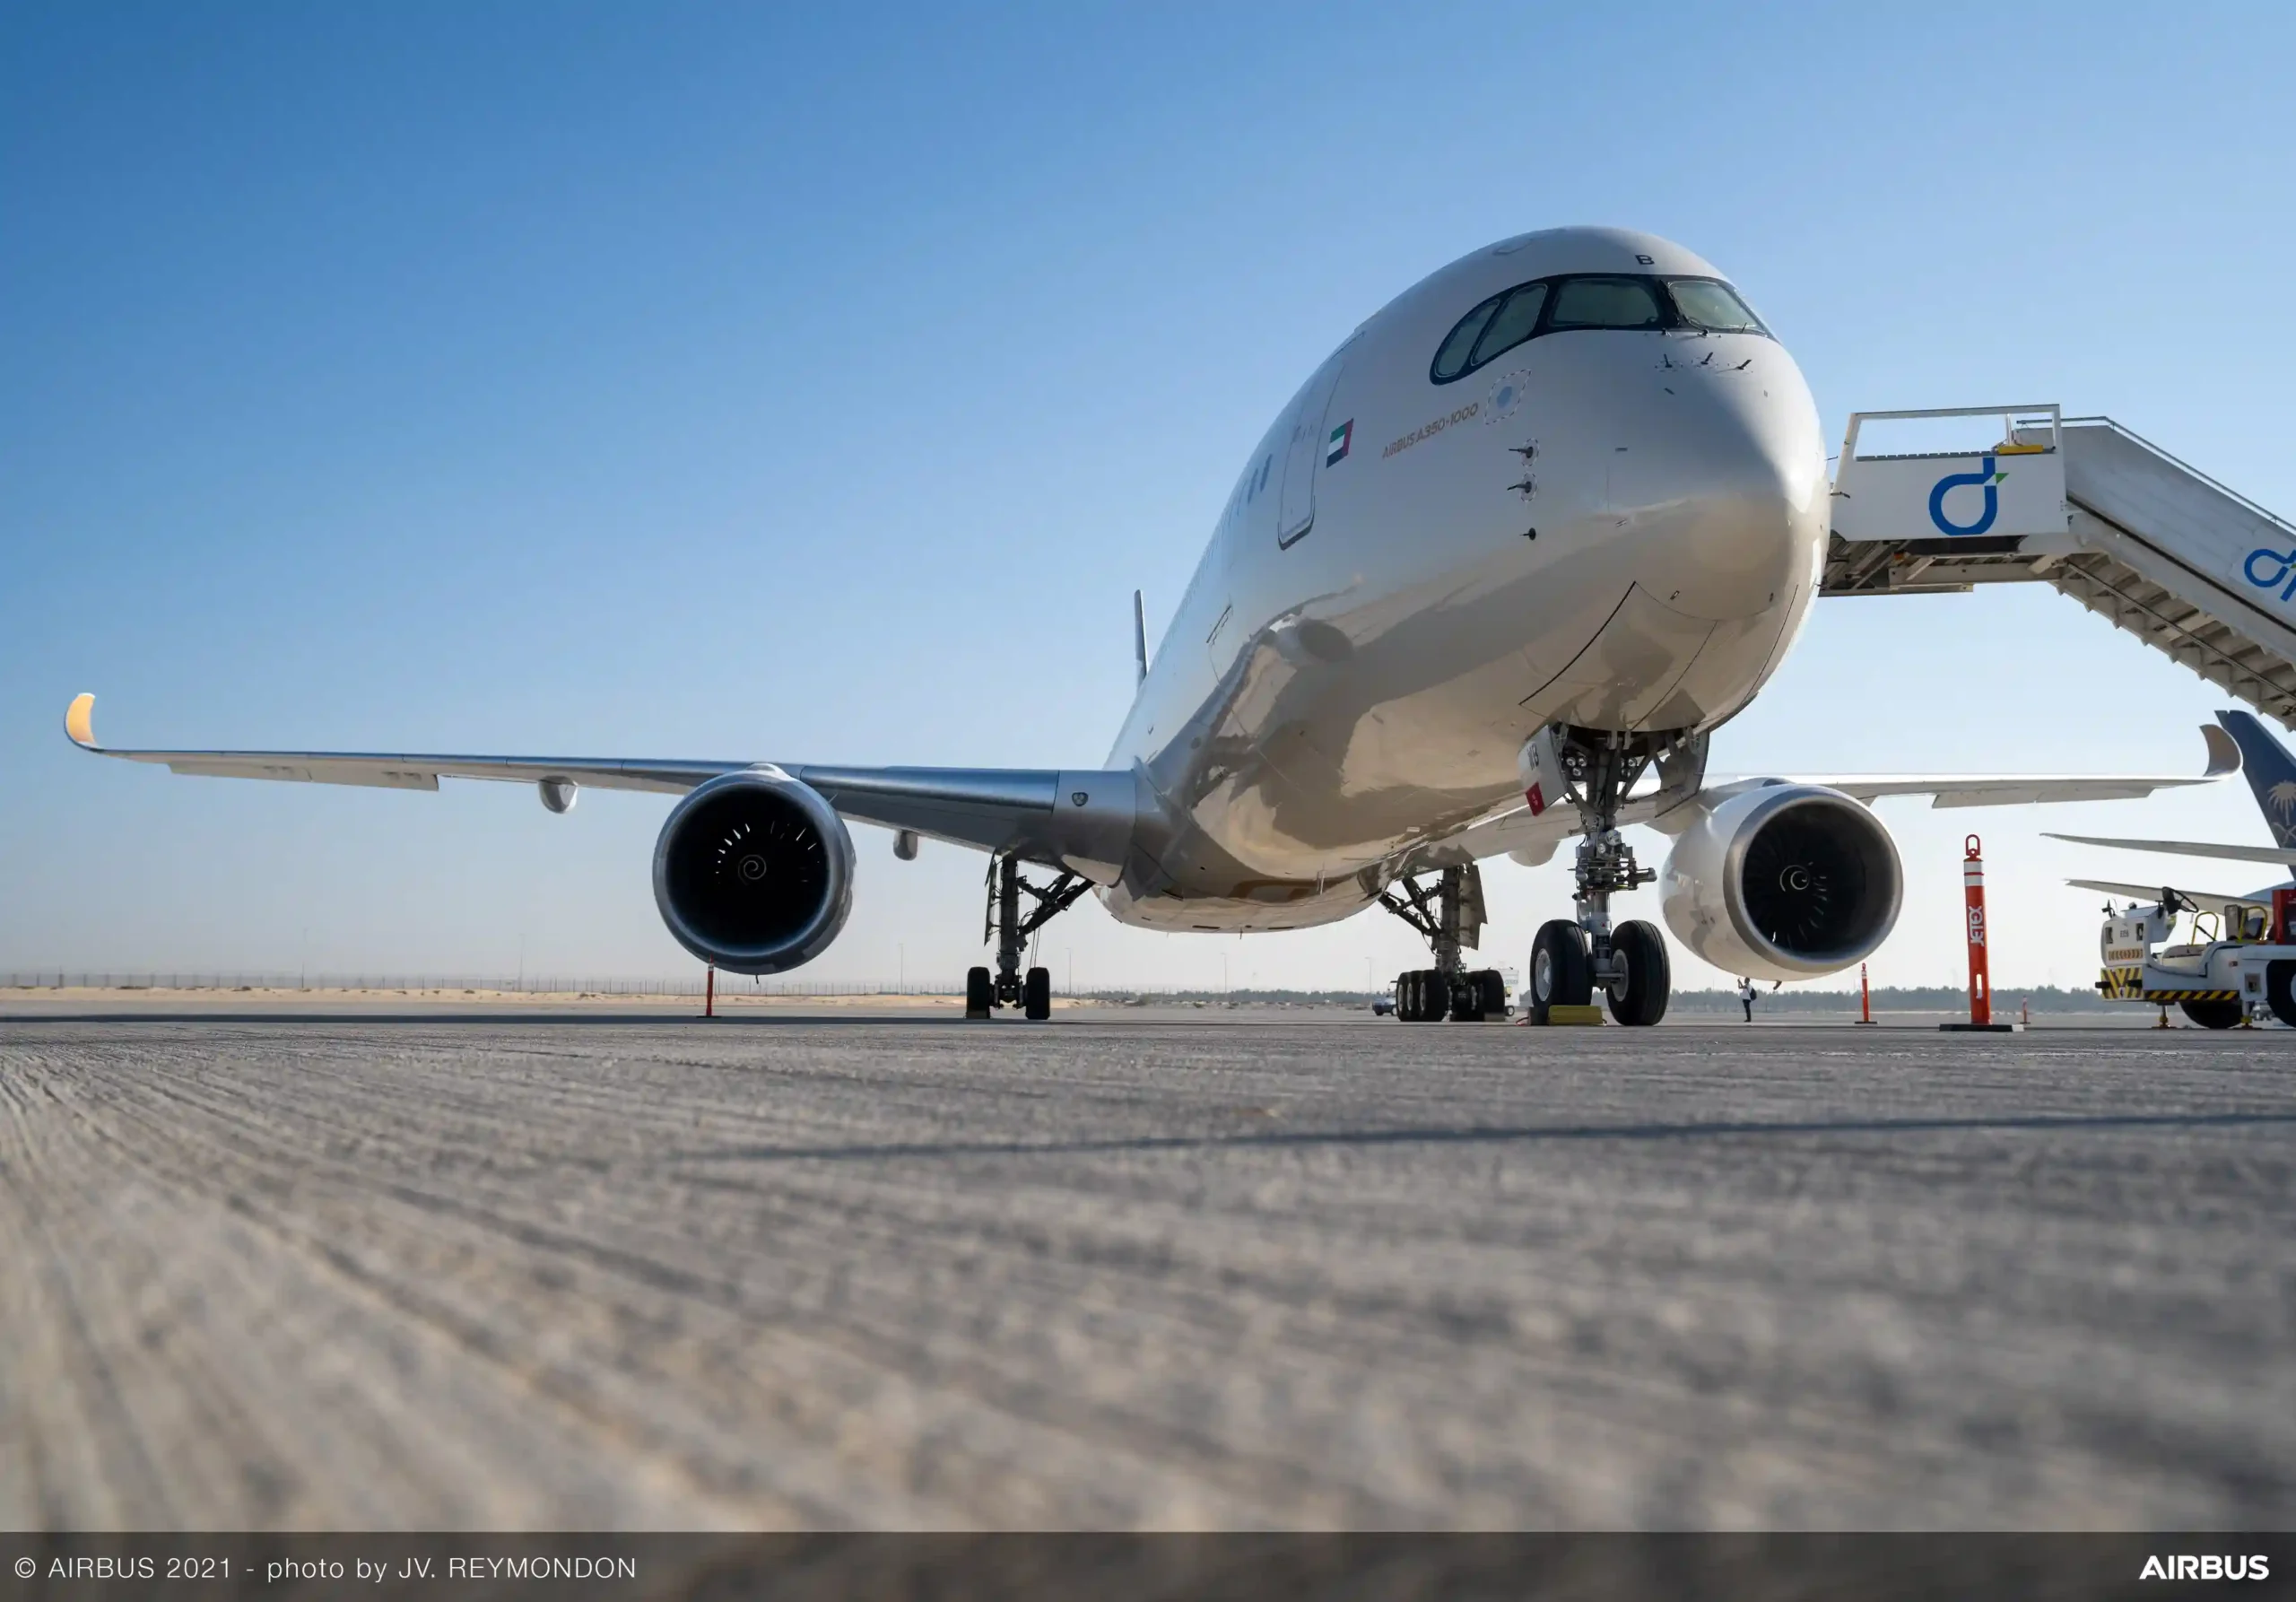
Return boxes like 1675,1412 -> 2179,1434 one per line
1100,226 -> 1831,932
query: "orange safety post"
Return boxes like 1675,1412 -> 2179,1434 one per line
1942,835 -> 2012,1032
705,964 -> 716,1019
1963,835 -> 1991,1025
1857,961 -> 1876,1025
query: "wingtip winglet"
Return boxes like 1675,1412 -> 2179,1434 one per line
65,692 -> 97,750
2201,722 -> 2241,779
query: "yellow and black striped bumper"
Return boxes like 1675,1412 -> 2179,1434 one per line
2098,968 -> 2238,1003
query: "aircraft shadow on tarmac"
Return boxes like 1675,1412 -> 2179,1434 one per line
663,1109 -> 2296,1170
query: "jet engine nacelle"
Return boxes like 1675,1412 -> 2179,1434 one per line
1659,782 -> 1903,982
652,769 -> 854,974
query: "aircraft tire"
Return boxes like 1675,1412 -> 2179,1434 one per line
964,966 -> 994,1019
1605,920 -> 1671,1027
2179,997 -> 2243,1030
2268,962 -> 2296,1028
1527,921 -> 1592,1025
1405,970 -> 1440,1023
1023,966 -> 1052,1021
1447,972 -> 1483,1023
1473,968 -> 1509,1020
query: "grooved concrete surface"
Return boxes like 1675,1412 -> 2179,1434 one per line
0,1012 -> 2291,1531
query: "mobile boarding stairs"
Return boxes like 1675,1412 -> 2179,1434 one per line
1826,405 -> 2296,727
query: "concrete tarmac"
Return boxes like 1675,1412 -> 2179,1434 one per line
0,1007 -> 2290,1530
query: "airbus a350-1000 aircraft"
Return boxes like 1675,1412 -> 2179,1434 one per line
65,227 -> 2236,1023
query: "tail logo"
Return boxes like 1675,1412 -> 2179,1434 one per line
1928,456 -> 2008,536
2269,779 -> 2296,827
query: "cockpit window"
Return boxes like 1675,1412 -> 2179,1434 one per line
1545,276 -> 1665,330
1467,282 -> 1548,369
1430,272 -> 1770,383
1666,277 -> 1767,334
1431,292 -> 1503,382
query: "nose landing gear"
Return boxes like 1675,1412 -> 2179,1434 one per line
1378,864 -> 1510,1020
966,855 -> 1091,1021
1529,727 -> 1701,1027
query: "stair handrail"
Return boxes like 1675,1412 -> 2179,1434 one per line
2055,415 -> 2296,540
1839,403 -> 2062,469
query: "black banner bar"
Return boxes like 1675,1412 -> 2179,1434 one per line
1,1535 -> 2290,1601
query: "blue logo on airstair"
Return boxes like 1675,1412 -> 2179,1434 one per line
1927,455 -> 2009,536
2243,546 -> 2296,603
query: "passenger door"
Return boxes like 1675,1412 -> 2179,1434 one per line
1275,353 -> 1349,548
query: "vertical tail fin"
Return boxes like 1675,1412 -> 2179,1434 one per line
2216,710 -> 2296,848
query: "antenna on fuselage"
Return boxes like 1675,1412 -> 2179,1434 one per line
1133,589 -> 1149,684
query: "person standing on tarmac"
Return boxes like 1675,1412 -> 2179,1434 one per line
1737,978 -> 1757,1022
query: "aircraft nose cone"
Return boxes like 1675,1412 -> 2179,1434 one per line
1627,363 -> 1829,623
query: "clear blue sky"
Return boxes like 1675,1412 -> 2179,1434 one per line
5,2 -> 2292,992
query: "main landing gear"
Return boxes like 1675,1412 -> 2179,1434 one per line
1378,864 -> 1509,1021
966,854 -> 1091,1022
1524,728 -> 1683,1027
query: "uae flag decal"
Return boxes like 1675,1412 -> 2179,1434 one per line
1326,419 -> 1353,466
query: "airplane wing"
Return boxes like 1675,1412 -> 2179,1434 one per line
1435,722 -> 2239,867
1439,768 -> 2238,872
61,693 -> 1114,862
2066,877 -> 2273,910
2043,831 -> 2296,869
1793,723 -> 2240,806
65,693 -> 735,794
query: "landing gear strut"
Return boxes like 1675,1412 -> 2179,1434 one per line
1378,864 -> 1509,1021
967,855 -> 1091,1022
1526,727 -> 1692,1027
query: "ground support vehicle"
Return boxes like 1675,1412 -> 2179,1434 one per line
2098,888 -> 2296,1027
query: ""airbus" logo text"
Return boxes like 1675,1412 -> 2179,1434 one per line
2138,1554 -> 2270,1581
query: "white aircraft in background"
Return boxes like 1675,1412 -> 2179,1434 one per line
65,227 -> 2234,1024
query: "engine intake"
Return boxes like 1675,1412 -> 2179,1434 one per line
1660,783 -> 1902,981
652,769 -> 854,973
